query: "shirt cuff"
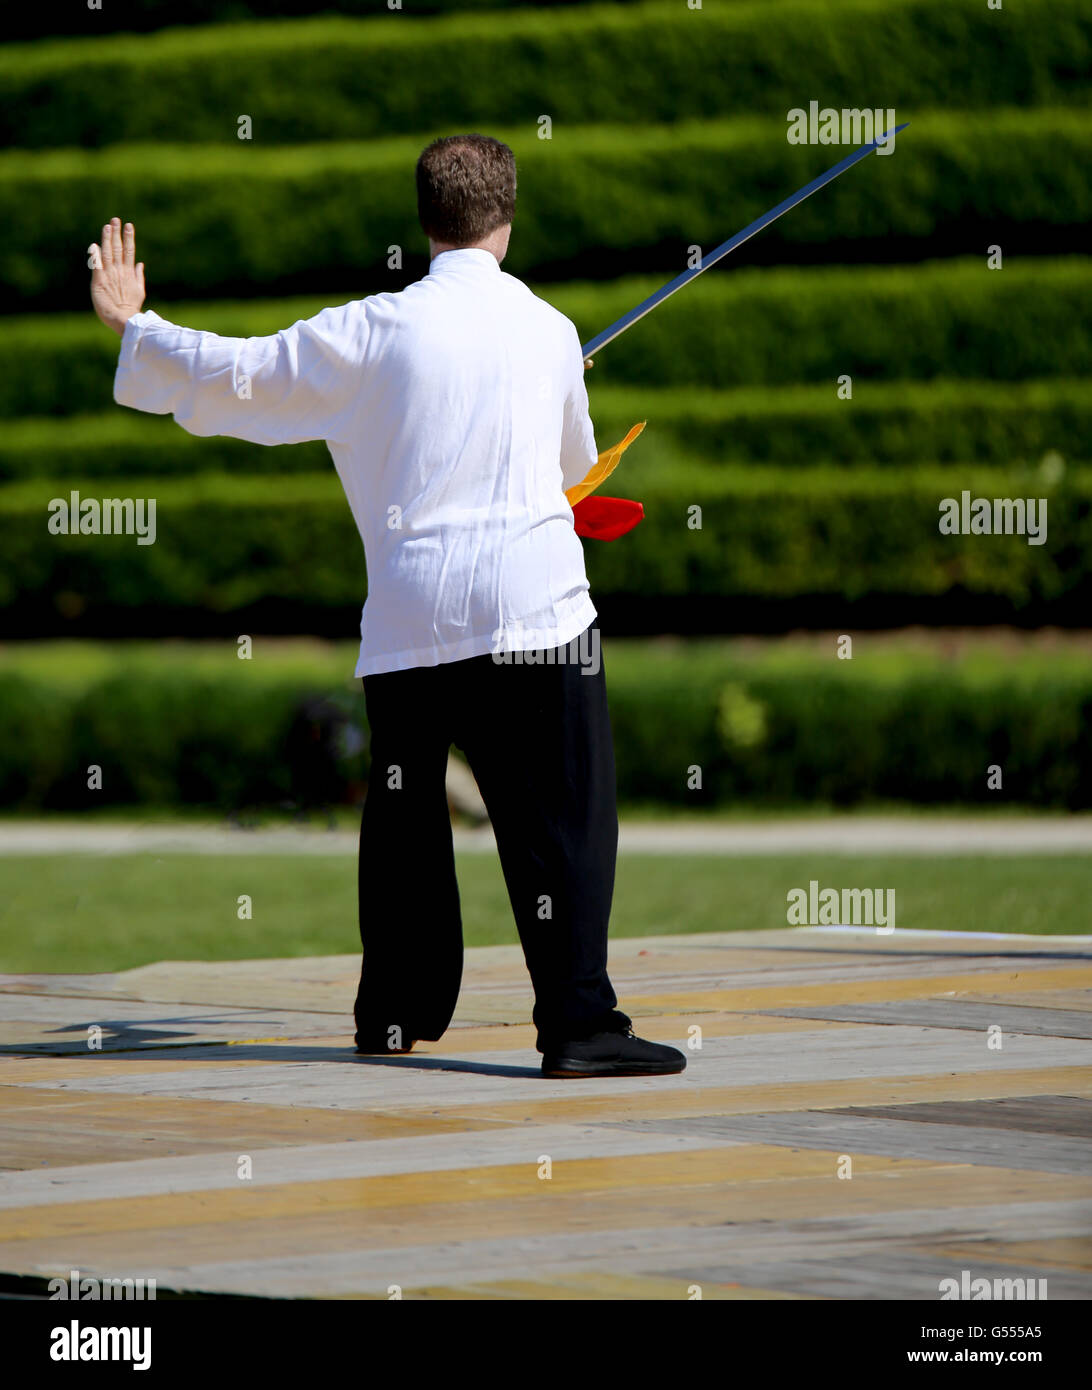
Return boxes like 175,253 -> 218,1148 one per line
115,310 -> 174,410
117,309 -> 161,373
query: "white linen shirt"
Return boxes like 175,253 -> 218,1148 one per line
113,248 -> 600,676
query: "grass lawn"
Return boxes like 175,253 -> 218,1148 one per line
0,852 -> 1088,974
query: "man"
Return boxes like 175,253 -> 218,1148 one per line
90,133 -> 685,1079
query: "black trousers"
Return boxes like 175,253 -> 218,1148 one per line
353,620 -> 628,1053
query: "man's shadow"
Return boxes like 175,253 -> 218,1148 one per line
348,1051 -> 542,1078
2,1029 -> 542,1077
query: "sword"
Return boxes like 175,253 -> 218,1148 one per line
581,123 -> 909,360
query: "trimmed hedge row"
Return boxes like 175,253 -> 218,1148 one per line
1,464 -> 1086,616
2,258 -> 1088,418
580,463 -> 1090,606
3,0 -> 1087,149
4,0 -> 655,43
3,108 -> 1087,309
0,414 -> 328,481
561,258 -> 1092,392
3,379 -> 1086,481
593,380 -> 1091,471
607,641 -> 1092,810
2,636 -> 1089,809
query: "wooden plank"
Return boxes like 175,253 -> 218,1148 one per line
377,1273 -> 798,1300
359,1067 -> 1092,1128
171,1198 -> 1092,1297
0,1087 -> 503,1171
2,928 -> 1090,1300
959,990 -> 1092,1013
12,1027 -> 1084,1114
11,1196 -> 1086,1299
604,1111 -> 1092,1175
756,1001 -> 1092,1039
0,1013 -> 854,1080
0,1052 -> 328,1087
623,964 -> 1092,1014
0,1147 -> 935,1242
0,1123 -> 749,1210
1,1167 -> 1086,1294
5,1075 -> 1090,1202
656,1250 -> 1090,1301
0,994 -> 345,1054
929,1237 -> 1092,1272
834,1095 -> 1092,1138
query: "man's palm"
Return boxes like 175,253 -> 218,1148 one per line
90,218 -> 145,336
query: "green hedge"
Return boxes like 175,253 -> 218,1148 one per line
0,415 -> 329,482
0,473 -> 366,614
580,463 -> 1091,606
3,0 -> 1087,149
3,108 -> 1087,309
2,637 -> 1089,810
1,464 -> 1086,617
606,641 -> 1092,810
0,656 -> 351,810
2,258 -> 1088,419
3,378 -> 1086,482
558,258 -> 1092,392
4,0 -> 654,43
593,380 -> 1091,471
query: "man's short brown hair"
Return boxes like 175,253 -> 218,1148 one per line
416,134 -> 516,246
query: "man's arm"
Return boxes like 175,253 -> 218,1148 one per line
91,218 -> 369,446
559,320 -> 598,492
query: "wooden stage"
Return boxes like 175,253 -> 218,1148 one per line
1,927 -> 1090,1300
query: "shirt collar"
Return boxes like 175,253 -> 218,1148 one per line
427,248 -> 502,276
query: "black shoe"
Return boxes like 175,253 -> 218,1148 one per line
541,1027 -> 687,1078
354,1031 -> 415,1055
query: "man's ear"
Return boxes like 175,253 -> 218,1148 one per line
495,223 -> 513,264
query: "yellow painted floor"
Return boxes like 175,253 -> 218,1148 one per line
1,927 -> 1090,1299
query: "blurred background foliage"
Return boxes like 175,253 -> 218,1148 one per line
1,0 -> 1089,812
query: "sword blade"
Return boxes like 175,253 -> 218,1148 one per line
580,123 -> 909,359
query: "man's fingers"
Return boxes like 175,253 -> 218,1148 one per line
111,218 -> 123,268
100,224 -> 114,268
122,222 -> 136,268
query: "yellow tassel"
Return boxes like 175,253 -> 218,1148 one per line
565,421 -> 646,505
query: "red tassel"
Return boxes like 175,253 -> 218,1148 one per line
571,496 -> 645,542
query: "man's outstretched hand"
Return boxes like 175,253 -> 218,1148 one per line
90,217 -> 146,337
